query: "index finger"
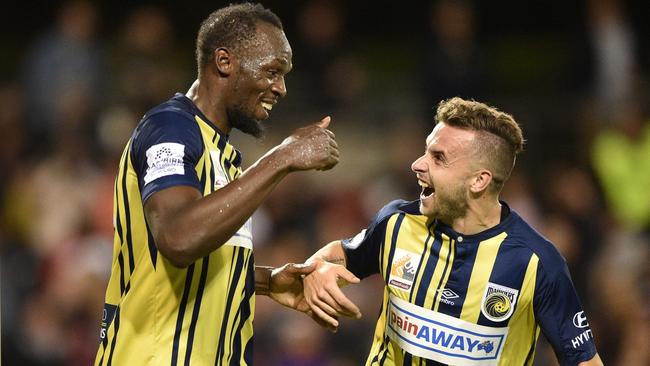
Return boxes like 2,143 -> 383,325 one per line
328,285 -> 361,319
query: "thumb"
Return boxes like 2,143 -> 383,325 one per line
336,268 -> 361,285
316,116 -> 331,129
287,262 -> 317,275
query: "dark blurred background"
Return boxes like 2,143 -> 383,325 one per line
1,0 -> 649,365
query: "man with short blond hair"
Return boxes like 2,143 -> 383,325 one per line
301,98 -> 602,365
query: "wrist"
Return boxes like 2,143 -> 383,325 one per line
261,146 -> 293,175
254,265 -> 274,296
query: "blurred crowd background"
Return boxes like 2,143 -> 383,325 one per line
1,0 -> 649,365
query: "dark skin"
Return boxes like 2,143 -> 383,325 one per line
143,22 -> 339,314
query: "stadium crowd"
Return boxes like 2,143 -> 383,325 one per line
1,0 -> 648,365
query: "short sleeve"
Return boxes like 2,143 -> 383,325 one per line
342,200 -> 407,279
131,111 -> 203,202
534,261 -> 597,365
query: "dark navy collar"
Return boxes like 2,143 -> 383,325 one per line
433,201 -> 517,242
173,93 -> 228,139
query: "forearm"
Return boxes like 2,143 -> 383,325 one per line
307,240 -> 347,266
151,151 -> 289,267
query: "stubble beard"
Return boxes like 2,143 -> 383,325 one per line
229,105 -> 266,138
428,184 -> 469,222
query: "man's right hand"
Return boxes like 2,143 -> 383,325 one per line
302,258 -> 362,332
275,116 -> 339,171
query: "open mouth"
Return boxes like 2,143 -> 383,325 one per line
418,180 -> 435,199
261,101 -> 274,112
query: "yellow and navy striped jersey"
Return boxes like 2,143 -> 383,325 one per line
95,94 -> 255,366
343,200 -> 597,366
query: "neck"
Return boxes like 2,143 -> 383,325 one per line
186,78 -> 231,134
446,195 -> 502,235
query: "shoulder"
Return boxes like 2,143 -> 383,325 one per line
130,97 -> 203,151
375,199 -> 421,223
506,211 -> 567,276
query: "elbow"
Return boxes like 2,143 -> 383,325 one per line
156,231 -> 197,268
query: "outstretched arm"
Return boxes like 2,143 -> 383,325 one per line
302,241 -> 362,331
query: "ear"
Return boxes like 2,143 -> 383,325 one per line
214,48 -> 235,76
469,170 -> 493,193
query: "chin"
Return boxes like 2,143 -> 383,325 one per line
230,109 -> 266,138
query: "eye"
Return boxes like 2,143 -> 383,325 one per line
432,152 -> 446,165
266,69 -> 279,78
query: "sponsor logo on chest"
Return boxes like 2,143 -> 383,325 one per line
210,150 -> 229,188
386,294 -> 508,366
388,248 -> 421,291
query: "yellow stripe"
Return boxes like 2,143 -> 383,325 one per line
404,215 -> 433,302
433,237 -> 456,312
500,254 -> 539,365
460,232 -> 507,323
366,289 -> 391,366
380,215 -> 399,278
423,233 -> 452,309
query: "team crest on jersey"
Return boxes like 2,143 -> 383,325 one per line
388,248 -> 420,291
481,282 -> 519,322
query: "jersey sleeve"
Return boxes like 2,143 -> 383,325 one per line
533,260 -> 597,365
342,200 -> 406,279
130,111 -> 203,202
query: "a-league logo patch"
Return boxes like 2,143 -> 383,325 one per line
481,282 -> 519,322
388,248 -> 420,291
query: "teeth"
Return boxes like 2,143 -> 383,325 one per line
261,102 -> 273,111
418,180 -> 430,188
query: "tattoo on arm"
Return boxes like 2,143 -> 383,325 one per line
322,257 -> 345,265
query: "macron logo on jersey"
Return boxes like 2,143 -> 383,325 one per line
144,143 -> 185,184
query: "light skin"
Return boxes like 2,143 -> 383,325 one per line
301,123 -> 603,365
144,21 -> 338,307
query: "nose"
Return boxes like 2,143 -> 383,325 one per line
411,155 -> 426,174
271,76 -> 287,98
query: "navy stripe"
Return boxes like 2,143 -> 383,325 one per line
414,232 -> 442,306
384,214 -> 405,283
409,232 -> 433,303
478,243 -> 530,327
378,335 -> 391,365
403,351 -> 412,365
232,149 -> 242,167
120,152 -> 135,275
146,225 -> 158,268
229,252 -> 254,364
105,307 -> 121,366
424,359 -> 446,365
184,257 -> 210,366
114,181 -> 124,244
435,237 -> 480,317
243,336 -> 253,366
199,159 -> 206,191
215,248 -> 246,365
216,134 -> 227,153
118,252 -> 125,294
171,264 -> 195,366
432,238 -> 455,309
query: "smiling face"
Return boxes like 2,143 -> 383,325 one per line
228,22 -> 292,137
411,123 -> 479,220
